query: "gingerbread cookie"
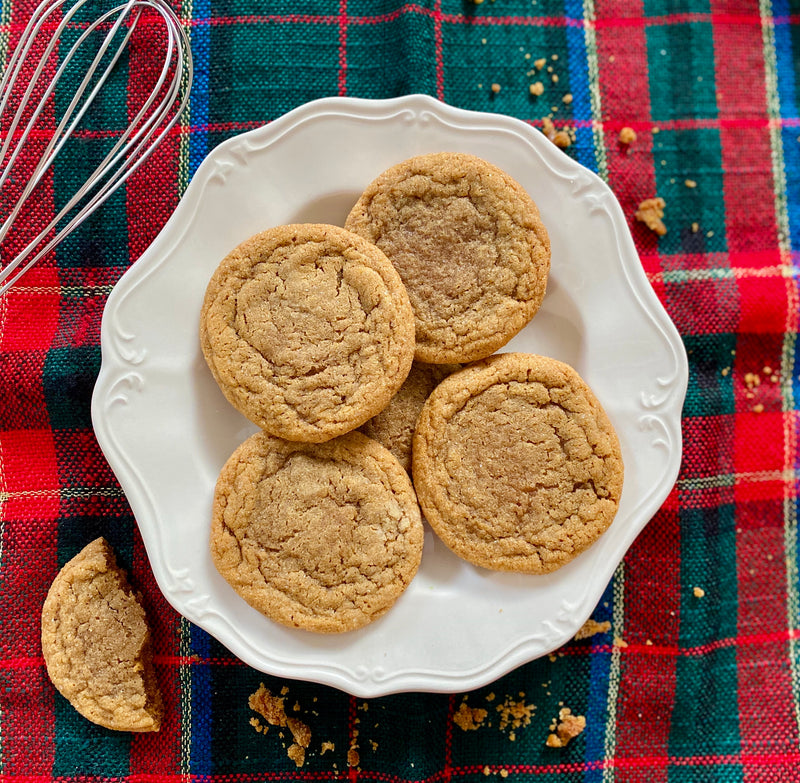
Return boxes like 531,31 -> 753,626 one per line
200,223 -> 415,442
345,153 -> 550,363
412,353 -> 623,573
41,538 -> 163,732
210,430 -> 424,633
359,361 -> 460,473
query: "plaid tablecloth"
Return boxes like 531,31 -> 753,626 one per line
2,0 -> 799,779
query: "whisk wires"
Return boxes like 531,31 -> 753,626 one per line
0,0 -> 193,294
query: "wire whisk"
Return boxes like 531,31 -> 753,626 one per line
0,0 -> 192,295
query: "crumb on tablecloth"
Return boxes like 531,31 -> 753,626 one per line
545,708 -> 586,748
453,701 -> 489,731
574,618 -> 612,640
635,197 -> 667,235
497,695 -> 535,732
249,684 -> 312,768
541,117 -> 572,148
619,126 -> 637,145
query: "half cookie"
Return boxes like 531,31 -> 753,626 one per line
345,152 -> 550,363
41,538 -> 163,732
412,353 -> 624,574
200,223 -> 416,442
210,430 -> 424,633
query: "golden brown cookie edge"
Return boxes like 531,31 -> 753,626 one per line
412,353 -> 624,574
210,430 -> 424,633
200,223 -> 416,442
40,538 -> 164,732
344,153 -> 551,364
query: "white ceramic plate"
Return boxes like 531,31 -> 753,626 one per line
91,95 -> 687,697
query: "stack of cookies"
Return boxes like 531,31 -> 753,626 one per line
200,152 -> 624,634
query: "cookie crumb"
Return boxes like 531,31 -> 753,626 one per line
534,57 -> 546,70
562,93 -> 573,104
347,747 -> 360,767
491,83 -> 501,94
497,695 -> 535,732
453,701 -> 488,731
613,636 -> 628,648
541,117 -> 572,148
288,717 -> 311,749
545,708 -> 586,748
287,744 -> 305,768
500,770 -> 509,778
693,586 -> 705,598
684,179 -> 697,188
483,766 -> 492,776
574,618 -> 611,640
321,741 -> 335,755
249,684 -> 311,768
634,197 -> 667,236
249,684 -> 288,728
744,372 -> 761,389
529,82 -> 544,96
691,222 -> 699,233
618,126 -> 637,145
553,131 -> 571,148
753,403 -> 764,413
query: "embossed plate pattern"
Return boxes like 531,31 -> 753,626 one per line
91,95 -> 687,697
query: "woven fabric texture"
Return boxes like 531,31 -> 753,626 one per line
1,0 -> 799,779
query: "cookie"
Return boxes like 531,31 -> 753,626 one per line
344,152 -> 550,363
41,538 -> 163,732
412,353 -> 623,574
200,223 -> 416,442
210,430 -> 424,633
358,361 -> 461,473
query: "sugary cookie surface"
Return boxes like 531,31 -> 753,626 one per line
345,152 -> 550,364
40,538 -> 163,732
210,430 -> 424,633
201,223 -> 415,442
412,353 -> 623,573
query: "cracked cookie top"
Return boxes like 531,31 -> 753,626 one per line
412,353 -> 624,574
41,538 -> 163,732
200,223 -> 416,442
210,430 -> 424,633
344,152 -> 550,364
